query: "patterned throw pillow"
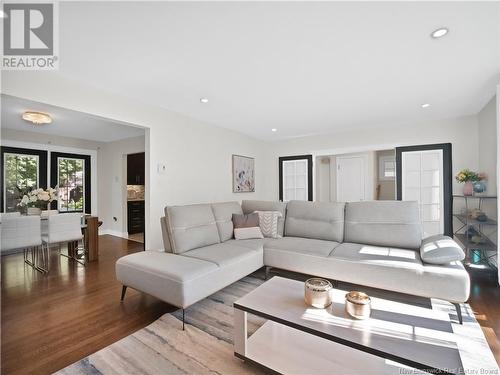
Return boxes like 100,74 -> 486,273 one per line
254,211 -> 282,238
232,213 -> 263,240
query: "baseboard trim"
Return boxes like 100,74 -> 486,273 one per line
99,229 -> 128,239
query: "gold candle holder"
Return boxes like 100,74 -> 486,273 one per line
345,291 -> 371,319
304,278 -> 332,308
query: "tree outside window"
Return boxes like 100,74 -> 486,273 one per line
4,154 -> 39,212
58,158 -> 84,212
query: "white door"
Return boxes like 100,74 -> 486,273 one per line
336,156 -> 365,202
282,159 -> 308,201
401,150 -> 444,237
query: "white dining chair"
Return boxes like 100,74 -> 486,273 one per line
1,215 -> 44,272
0,212 -> 21,220
42,213 -> 85,270
41,210 -> 59,218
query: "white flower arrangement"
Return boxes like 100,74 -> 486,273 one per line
18,187 -> 58,208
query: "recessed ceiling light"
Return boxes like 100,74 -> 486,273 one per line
271,128 -> 277,132
22,111 -> 52,124
431,28 -> 448,39
421,103 -> 430,108
200,97 -> 209,104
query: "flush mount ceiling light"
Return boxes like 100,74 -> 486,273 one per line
431,27 -> 449,39
200,97 -> 209,104
22,111 -> 52,125
421,103 -> 430,108
271,128 -> 277,132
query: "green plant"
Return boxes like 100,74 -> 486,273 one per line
455,169 -> 484,183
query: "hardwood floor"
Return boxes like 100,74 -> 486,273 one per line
1,235 -> 499,374
1,235 -> 174,375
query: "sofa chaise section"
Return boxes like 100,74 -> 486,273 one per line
117,202 -> 263,329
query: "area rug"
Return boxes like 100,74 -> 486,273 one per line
57,275 -> 498,375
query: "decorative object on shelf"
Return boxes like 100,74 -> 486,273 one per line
18,187 -> 58,214
455,169 -> 486,196
345,291 -> 371,320
304,278 -> 332,308
476,213 -> 488,222
473,181 -> 487,194
232,155 -> 255,193
453,195 -> 497,270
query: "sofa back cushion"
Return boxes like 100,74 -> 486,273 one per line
285,200 -> 345,242
211,201 -> 243,242
164,204 -> 220,254
344,201 -> 422,249
241,200 -> 287,236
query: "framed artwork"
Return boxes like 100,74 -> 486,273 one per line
232,155 -> 255,193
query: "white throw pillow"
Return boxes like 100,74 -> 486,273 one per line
420,235 -> 465,264
254,211 -> 282,238
234,226 -> 264,240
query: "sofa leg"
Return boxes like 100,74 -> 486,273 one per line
453,303 -> 463,324
265,266 -> 271,280
121,285 -> 127,301
182,309 -> 185,331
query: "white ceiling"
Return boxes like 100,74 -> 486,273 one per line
19,2 -> 500,140
1,95 -> 145,142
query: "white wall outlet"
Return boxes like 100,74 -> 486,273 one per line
157,163 -> 167,174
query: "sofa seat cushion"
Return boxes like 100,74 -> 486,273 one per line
328,243 -> 469,303
331,242 -> 422,269
181,241 -> 263,267
165,204 -> 220,254
116,250 -> 263,309
264,236 -> 339,257
285,201 -> 345,242
344,201 -> 422,250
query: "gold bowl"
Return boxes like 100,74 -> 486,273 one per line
345,291 -> 371,319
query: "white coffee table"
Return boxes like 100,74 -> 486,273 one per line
234,276 -> 462,374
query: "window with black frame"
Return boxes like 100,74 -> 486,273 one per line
0,147 -> 48,212
50,152 -> 91,214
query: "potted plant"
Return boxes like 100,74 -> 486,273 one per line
18,187 -> 58,215
455,169 -> 484,196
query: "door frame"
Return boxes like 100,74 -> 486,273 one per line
395,143 -> 452,237
279,155 -> 313,201
50,151 -> 92,214
0,146 -> 48,213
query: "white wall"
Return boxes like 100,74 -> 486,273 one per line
98,135 -> 145,237
477,95 -> 497,266
267,115 -> 480,199
2,72 -> 274,250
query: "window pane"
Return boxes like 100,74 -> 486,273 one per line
4,154 -> 39,212
58,157 -> 85,212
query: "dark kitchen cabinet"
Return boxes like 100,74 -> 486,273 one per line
127,200 -> 145,234
127,152 -> 145,185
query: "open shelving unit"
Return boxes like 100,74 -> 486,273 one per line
453,195 -> 497,271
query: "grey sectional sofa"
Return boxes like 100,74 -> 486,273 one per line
116,200 -> 470,328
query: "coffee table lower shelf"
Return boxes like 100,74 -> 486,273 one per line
235,320 -> 424,375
